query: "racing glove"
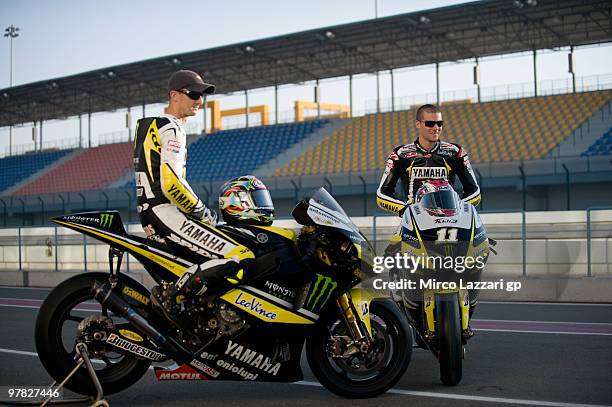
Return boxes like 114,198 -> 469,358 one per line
190,206 -> 218,226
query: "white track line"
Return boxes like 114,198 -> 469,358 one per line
0,286 -> 51,291
1,348 -> 609,407
475,329 -> 612,336
476,319 -> 612,326
0,348 -> 37,357
479,301 -> 612,307
0,304 -> 98,312
296,381 -> 611,407
0,304 -> 41,310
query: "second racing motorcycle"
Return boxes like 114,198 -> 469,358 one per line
35,187 -> 412,399
384,181 -> 494,386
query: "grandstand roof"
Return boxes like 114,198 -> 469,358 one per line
1,0 -> 610,127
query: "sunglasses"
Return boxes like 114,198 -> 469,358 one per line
420,120 -> 444,127
177,89 -> 204,100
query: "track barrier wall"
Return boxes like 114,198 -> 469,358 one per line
0,209 -> 610,302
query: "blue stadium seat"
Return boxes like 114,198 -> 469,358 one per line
582,127 -> 612,156
0,149 -> 75,194
119,120 -> 330,186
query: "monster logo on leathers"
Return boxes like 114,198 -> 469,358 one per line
100,214 -> 114,228
306,274 -> 337,312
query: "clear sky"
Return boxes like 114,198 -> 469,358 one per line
1,0 -> 611,155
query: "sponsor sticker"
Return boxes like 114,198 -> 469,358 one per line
119,329 -> 143,342
410,167 -> 448,179
223,340 -> 281,376
264,280 -> 295,300
361,302 -> 369,316
306,274 -> 337,311
256,233 -> 269,243
106,333 -> 165,361
234,292 -> 277,320
155,364 -> 207,381
99,214 -> 114,228
199,351 -> 218,361
122,286 -> 150,306
190,359 -> 220,378
64,215 -> 100,226
435,218 -> 458,224
167,139 -> 182,149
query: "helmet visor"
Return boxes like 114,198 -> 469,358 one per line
247,189 -> 274,209
420,189 -> 460,216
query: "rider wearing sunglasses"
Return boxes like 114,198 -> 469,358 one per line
133,70 -> 256,326
377,104 -> 481,215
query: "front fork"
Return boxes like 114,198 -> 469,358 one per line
334,290 -> 374,354
423,289 -> 470,340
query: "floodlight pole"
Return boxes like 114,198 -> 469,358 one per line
349,75 -> 353,117
390,68 -> 395,112
569,45 -> 576,93
4,24 -> 20,157
374,1 -> 380,114
245,89 -> 249,127
435,62 -> 440,105
533,49 -> 538,97
274,84 -> 279,124
4,25 -> 19,87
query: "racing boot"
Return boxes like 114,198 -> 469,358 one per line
151,259 -> 247,326
462,303 -> 477,343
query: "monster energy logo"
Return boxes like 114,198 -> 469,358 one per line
306,274 -> 337,311
100,214 -> 114,228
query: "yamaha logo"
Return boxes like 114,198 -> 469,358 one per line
256,233 -> 269,243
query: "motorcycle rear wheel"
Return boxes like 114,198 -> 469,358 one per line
35,273 -> 152,395
435,293 -> 463,386
306,302 -> 412,398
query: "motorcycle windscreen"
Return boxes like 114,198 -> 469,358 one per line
305,188 -> 377,278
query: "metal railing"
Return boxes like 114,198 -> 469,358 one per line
0,208 -> 609,277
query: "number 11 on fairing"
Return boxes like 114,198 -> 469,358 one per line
436,228 -> 458,243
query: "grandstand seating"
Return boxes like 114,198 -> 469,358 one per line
274,90 -> 612,176
122,120 -> 329,187
190,120 -> 329,181
582,127 -> 612,156
0,149 -> 75,195
11,143 -> 132,196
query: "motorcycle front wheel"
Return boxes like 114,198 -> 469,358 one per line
435,293 -> 463,386
35,272 -> 151,395
306,302 -> 412,398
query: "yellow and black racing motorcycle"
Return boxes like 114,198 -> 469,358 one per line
35,187 -> 412,399
385,186 -> 492,386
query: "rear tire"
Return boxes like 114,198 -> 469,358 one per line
35,273 -> 151,395
306,302 -> 412,398
436,293 -> 462,386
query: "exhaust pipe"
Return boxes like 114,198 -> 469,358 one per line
92,282 -> 185,358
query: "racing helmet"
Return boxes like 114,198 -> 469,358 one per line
219,175 -> 274,226
415,180 -> 461,217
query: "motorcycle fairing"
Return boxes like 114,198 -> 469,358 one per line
407,202 -> 472,231
221,287 -> 316,325
250,225 -> 296,241
52,214 -> 193,282
181,329 -> 305,382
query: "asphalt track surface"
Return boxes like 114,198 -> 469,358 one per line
0,286 -> 610,407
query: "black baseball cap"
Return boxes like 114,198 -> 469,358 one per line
168,70 -> 215,94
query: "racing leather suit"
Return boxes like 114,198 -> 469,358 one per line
133,115 -> 254,282
376,139 -> 481,214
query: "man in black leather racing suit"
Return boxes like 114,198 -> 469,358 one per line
377,104 -> 481,340
133,70 -> 254,324
376,104 -> 481,215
